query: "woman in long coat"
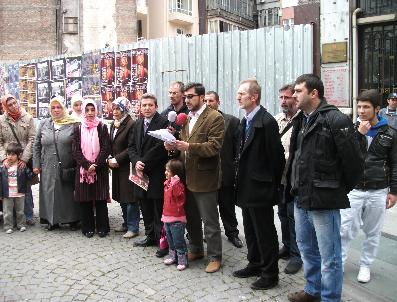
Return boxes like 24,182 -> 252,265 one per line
108,97 -> 140,238
73,99 -> 110,238
33,97 -> 80,230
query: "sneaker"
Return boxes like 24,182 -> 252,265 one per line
357,266 -> 371,283
123,231 -> 139,239
6,229 -> 13,234
20,226 -> 26,232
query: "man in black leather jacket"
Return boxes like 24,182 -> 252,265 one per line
340,89 -> 397,284
285,74 -> 364,302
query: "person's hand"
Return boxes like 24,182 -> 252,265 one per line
135,161 -> 145,172
386,193 -> 397,209
3,159 -> 10,169
164,142 -> 176,151
109,162 -> 119,168
175,140 -> 189,152
358,121 -> 371,135
167,126 -> 176,135
33,168 -> 41,175
18,160 -> 26,169
88,164 -> 96,173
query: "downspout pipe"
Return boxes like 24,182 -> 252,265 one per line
352,8 -> 362,122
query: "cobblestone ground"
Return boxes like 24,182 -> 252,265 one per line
0,185 -> 352,302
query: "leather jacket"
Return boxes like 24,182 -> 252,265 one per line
354,123 -> 397,194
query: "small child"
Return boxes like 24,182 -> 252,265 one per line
0,142 -> 33,234
162,159 -> 188,271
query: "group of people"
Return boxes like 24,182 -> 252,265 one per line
1,75 -> 397,302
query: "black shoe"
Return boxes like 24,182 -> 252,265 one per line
133,237 -> 157,247
284,259 -> 302,274
233,267 -> 261,278
98,232 -> 108,238
228,236 -> 243,248
84,231 -> 94,238
69,221 -> 80,231
155,248 -> 169,258
46,224 -> 60,231
278,246 -> 290,260
250,276 -> 279,290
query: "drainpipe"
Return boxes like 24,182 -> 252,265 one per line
352,8 -> 362,122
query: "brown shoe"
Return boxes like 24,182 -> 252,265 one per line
287,290 -> 320,302
188,252 -> 204,262
205,260 -> 221,273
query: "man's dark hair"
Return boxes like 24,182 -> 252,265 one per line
141,93 -> 158,105
295,74 -> 324,99
166,159 -> 185,182
357,89 -> 380,108
206,91 -> 219,101
170,81 -> 185,93
279,83 -> 295,93
184,82 -> 205,96
6,142 -> 23,157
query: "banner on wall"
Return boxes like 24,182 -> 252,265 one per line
116,50 -> 131,86
82,52 -> 101,99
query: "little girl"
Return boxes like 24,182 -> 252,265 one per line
162,159 -> 188,271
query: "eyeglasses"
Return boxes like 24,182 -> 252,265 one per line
185,94 -> 199,99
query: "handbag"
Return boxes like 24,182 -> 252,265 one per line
52,126 -> 76,182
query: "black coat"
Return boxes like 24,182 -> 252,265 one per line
0,165 -> 34,198
235,106 -> 285,208
110,115 -> 135,202
283,100 -> 364,210
220,112 -> 240,187
128,112 -> 168,200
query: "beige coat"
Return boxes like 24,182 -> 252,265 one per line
180,106 -> 225,192
0,110 -> 35,163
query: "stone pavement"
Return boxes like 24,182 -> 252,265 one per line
0,184 -> 395,302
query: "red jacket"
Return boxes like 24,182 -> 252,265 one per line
163,176 -> 186,218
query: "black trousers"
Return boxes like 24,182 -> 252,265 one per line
80,200 -> 109,234
278,201 -> 290,249
242,206 -> 279,278
218,186 -> 239,238
139,198 -> 163,244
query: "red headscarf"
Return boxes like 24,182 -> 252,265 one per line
1,94 -> 22,121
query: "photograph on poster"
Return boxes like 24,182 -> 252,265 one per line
66,78 -> 82,108
51,59 -> 65,80
27,65 -> 36,79
101,52 -> 115,86
66,57 -> 82,78
82,76 -> 100,96
37,61 -> 50,81
28,80 -> 36,93
116,51 -> 131,86
37,82 -> 50,99
19,65 -> 28,79
82,52 -> 100,77
8,64 -> 19,83
51,81 -> 65,98
28,93 -> 36,105
8,82 -> 20,101
101,85 -> 115,120
131,48 -> 148,84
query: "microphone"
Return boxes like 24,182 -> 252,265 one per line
175,113 -> 188,126
167,111 -> 177,126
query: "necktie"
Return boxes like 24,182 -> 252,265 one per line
245,118 -> 252,141
144,121 -> 149,133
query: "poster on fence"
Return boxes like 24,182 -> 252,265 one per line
82,76 -> 100,96
131,48 -> 148,85
0,64 -> 8,101
50,80 -> 65,99
82,52 -> 101,100
116,51 -> 131,86
66,56 -> 82,78
51,59 -> 65,81
66,78 -> 82,108
101,52 -> 115,86
37,61 -> 50,82
19,64 -> 37,115
101,85 -> 115,120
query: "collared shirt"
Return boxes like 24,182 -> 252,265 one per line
188,103 -> 206,135
275,112 -> 292,160
143,117 -> 153,133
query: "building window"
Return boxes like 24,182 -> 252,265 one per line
169,0 -> 192,15
176,28 -> 185,35
207,19 -> 244,33
63,16 -> 79,34
259,7 -> 280,27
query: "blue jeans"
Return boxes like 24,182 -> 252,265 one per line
121,202 -> 140,233
164,222 -> 187,256
24,186 -> 34,220
294,201 -> 343,302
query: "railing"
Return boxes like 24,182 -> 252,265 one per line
169,0 -> 193,16
358,0 -> 397,17
207,0 -> 254,21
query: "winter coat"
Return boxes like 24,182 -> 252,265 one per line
109,115 -> 135,202
73,122 -> 111,202
163,176 -> 186,218
33,119 -> 80,224
0,165 -> 34,198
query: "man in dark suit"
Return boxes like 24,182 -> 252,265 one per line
128,93 -> 169,257
165,82 -> 225,273
233,78 -> 285,290
205,91 -> 243,248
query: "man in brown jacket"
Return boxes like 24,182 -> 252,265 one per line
165,82 -> 225,273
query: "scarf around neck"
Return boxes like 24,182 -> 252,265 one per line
1,94 -> 22,121
49,97 -> 79,126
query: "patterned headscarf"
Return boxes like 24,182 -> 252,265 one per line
1,94 -> 22,121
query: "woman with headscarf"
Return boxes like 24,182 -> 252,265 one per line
0,94 -> 36,225
108,97 -> 140,238
33,96 -> 80,230
70,94 -> 83,121
73,99 -> 111,238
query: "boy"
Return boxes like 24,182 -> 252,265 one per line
1,142 -> 34,233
